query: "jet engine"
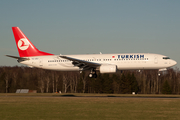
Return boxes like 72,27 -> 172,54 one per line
99,65 -> 117,73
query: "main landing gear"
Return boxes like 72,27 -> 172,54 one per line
89,68 -> 97,78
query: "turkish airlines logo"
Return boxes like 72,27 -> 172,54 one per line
18,38 -> 29,50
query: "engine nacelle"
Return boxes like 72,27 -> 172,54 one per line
99,65 -> 117,73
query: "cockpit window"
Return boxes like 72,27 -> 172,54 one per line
163,57 -> 170,60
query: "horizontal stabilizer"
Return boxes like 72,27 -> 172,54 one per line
6,55 -> 29,61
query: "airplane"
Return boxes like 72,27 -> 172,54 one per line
6,27 -> 177,78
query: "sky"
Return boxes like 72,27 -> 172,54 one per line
0,0 -> 180,69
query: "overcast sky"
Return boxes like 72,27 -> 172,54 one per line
0,0 -> 180,69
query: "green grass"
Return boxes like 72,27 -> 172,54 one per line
0,94 -> 180,120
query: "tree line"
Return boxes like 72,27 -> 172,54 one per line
0,66 -> 179,94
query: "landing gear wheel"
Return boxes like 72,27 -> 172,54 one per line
89,73 -> 93,78
89,73 -> 97,78
89,68 -> 97,78
158,73 -> 161,76
93,74 -> 97,78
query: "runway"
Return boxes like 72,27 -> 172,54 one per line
0,94 -> 180,99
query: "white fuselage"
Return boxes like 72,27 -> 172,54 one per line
19,53 -> 177,71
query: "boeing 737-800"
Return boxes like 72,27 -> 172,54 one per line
6,27 -> 177,78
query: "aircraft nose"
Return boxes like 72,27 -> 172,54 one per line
171,60 -> 177,66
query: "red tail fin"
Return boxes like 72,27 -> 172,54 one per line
12,27 -> 53,57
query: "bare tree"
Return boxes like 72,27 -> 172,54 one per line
54,72 -> 59,93
68,72 -> 80,93
80,72 -> 88,93
73,73 -> 79,93
12,72 -> 18,87
5,73 -> 9,93
38,69 -> 45,93
62,72 -> 70,93
45,73 -> 50,93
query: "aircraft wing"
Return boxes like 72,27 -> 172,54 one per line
60,55 -> 101,70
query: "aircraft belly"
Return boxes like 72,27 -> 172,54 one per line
42,63 -> 79,71
116,61 -> 161,70
116,62 -> 144,70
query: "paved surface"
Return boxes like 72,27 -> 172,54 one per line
0,95 -> 180,99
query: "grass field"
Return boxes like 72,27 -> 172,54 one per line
0,94 -> 180,120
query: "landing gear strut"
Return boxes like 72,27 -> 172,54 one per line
89,68 -> 97,78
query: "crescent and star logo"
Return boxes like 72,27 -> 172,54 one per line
18,38 -> 29,50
